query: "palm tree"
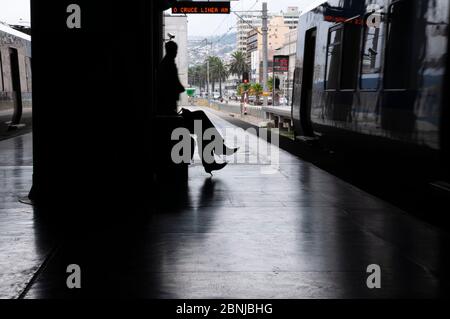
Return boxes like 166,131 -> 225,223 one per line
207,56 -> 219,94
229,51 -> 249,78
188,64 -> 207,90
213,57 -> 228,97
207,56 -> 229,98
188,66 -> 199,87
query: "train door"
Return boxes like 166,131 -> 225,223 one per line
9,48 -> 22,127
299,28 -> 316,137
440,3 -> 450,184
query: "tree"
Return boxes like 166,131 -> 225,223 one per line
208,56 -> 228,97
198,65 -> 206,91
214,58 -> 228,97
188,57 -> 229,97
188,64 -> 207,91
188,66 -> 199,87
267,77 -> 273,92
237,83 -> 251,96
250,83 -> 263,103
229,51 -> 250,79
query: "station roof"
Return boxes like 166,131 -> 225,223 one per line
0,22 -> 31,41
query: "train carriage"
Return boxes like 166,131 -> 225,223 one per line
292,0 -> 450,184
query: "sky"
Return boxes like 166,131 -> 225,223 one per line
182,0 -> 325,37
0,0 -> 30,25
0,0 -> 324,32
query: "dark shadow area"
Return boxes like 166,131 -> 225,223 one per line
22,175 -> 232,298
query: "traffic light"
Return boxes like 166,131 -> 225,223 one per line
242,72 -> 249,84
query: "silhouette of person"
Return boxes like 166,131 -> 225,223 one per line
157,41 -> 185,115
157,41 -> 238,175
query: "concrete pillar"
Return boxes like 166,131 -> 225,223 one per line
29,1 -> 163,217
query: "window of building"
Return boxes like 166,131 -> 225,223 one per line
325,26 -> 343,90
384,0 -> 414,89
361,13 -> 385,90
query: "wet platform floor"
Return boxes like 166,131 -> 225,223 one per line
1,109 -> 449,298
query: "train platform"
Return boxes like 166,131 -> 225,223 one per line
0,109 -> 449,298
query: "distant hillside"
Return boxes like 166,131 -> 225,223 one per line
189,32 -> 237,66
210,32 -> 237,46
189,32 -> 236,45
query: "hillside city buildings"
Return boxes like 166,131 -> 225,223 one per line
185,6 -> 302,103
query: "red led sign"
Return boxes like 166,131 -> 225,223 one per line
172,1 -> 231,14
273,55 -> 289,73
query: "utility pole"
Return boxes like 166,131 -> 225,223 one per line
207,56 -> 210,98
262,2 -> 269,106
204,38 -> 212,102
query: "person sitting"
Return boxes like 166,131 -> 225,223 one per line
156,41 -> 238,175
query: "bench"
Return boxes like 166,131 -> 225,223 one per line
154,116 -> 192,184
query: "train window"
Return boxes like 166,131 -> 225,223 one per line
361,14 -> 385,90
325,26 -> 343,90
384,0 -> 414,89
341,20 -> 362,90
